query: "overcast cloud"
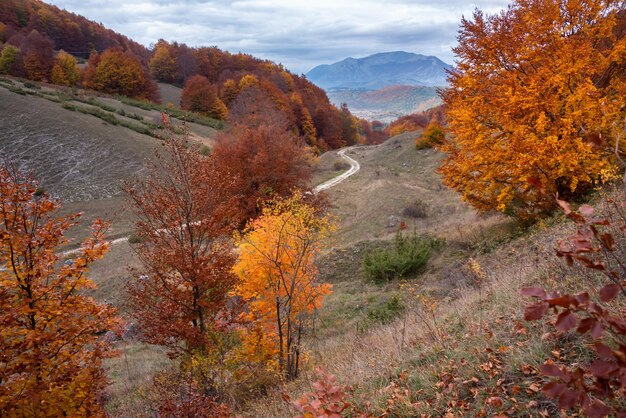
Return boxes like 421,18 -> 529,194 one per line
45,0 -> 510,74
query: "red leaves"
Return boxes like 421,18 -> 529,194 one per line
524,302 -> 549,321
555,311 -> 577,333
521,198 -> 626,417
520,287 -> 546,298
599,284 -> 621,302
291,368 -> 352,418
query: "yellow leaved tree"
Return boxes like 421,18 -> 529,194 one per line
440,0 -> 626,219
232,192 -> 334,380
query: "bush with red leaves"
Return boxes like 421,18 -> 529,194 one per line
522,198 -> 626,417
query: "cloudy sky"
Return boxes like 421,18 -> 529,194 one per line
45,0 -> 510,74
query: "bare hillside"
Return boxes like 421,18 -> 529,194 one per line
314,132 -> 504,247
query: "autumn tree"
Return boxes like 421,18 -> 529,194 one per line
149,39 -> 177,83
233,192 -> 334,380
83,48 -> 159,101
180,74 -> 228,119
440,0 -> 626,219
0,167 -> 119,417
0,44 -> 19,74
50,50 -> 80,86
212,112 -> 314,226
124,119 -> 239,404
20,29 -> 53,81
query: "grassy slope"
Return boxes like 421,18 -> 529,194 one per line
247,187 -> 625,417
0,78 -> 218,244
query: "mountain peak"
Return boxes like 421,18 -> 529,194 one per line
307,51 -> 451,90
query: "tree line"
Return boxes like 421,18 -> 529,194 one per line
0,107 -> 334,415
0,0 -> 386,149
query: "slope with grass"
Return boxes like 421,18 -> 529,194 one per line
0,77 -> 220,244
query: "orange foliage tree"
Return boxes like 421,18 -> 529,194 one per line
83,48 -> 159,101
212,113 -> 314,226
50,50 -> 80,86
149,39 -> 177,83
20,29 -> 54,81
0,167 -> 119,417
440,0 -> 626,219
233,193 -> 334,380
180,74 -> 228,119
124,119 -> 239,406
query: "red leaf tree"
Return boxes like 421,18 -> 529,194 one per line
124,118 -> 240,404
212,112 -> 314,227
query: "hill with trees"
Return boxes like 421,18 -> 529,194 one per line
0,0 -> 379,149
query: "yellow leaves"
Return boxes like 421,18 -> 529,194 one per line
440,0 -> 625,219
232,192 -> 334,376
50,50 -> 80,86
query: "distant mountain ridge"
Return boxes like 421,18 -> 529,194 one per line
326,85 -> 442,123
306,51 -> 451,90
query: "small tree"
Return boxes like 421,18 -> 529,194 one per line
149,39 -> 177,83
233,192 -> 334,380
124,118 -> 239,400
180,75 -> 228,119
83,48 -> 159,101
50,50 -> 80,86
0,167 -> 119,416
0,44 -> 19,74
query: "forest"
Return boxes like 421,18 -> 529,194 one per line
0,0 -> 386,150
1,0 -> 626,417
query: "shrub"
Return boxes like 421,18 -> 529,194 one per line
22,81 -> 39,89
199,145 -> 211,156
127,233 -> 142,244
366,294 -> 405,324
362,232 -> 437,283
402,199 -> 428,219
333,160 -> 350,171
522,198 -> 626,417
290,368 -> 351,417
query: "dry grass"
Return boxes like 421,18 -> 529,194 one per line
243,187 -> 625,417
104,342 -> 171,417
314,132 -> 510,247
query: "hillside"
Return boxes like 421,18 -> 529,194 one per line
306,51 -> 451,90
0,1 -> 376,149
326,85 -> 442,122
0,77 -> 219,243
0,0 -> 149,61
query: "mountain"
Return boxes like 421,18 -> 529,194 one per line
306,51 -> 451,90
325,85 -> 442,122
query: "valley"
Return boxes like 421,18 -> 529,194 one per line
1,1 -> 625,416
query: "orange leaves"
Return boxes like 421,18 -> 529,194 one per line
180,75 -> 228,120
440,0 -> 625,219
83,48 -> 159,101
50,50 -> 80,86
0,167 -> 119,416
233,192 -> 334,379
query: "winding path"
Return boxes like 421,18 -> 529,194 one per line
61,147 -> 361,255
313,147 -> 361,194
